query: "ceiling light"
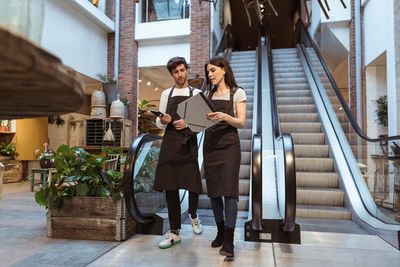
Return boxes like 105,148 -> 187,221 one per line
154,87 -> 159,91
147,81 -> 151,86
139,79 -> 142,82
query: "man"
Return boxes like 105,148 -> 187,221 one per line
153,57 -> 203,249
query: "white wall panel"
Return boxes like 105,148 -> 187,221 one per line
41,0 -> 110,80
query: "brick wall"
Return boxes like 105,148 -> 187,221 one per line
394,0 -> 400,134
190,1 -> 210,79
349,0 -> 357,118
107,0 -> 138,138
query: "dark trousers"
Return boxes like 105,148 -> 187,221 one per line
210,196 -> 238,229
166,190 -> 199,230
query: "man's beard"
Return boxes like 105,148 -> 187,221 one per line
176,77 -> 187,87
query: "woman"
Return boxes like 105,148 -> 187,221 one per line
203,56 -> 247,257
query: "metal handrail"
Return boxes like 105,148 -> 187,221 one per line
298,21 -> 400,142
282,134 -> 296,232
214,24 -> 234,58
251,27 -> 263,231
123,134 -> 162,224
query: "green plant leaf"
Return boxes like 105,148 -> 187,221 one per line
76,183 -> 89,197
35,188 -> 50,208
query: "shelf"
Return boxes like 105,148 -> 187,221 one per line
0,131 -> 15,134
0,26 -> 85,119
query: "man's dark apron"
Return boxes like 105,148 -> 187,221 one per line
153,87 -> 202,193
203,88 -> 240,198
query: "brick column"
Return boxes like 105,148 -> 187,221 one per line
349,0 -> 357,118
394,0 -> 400,134
118,0 -> 138,138
106,0 -> 115,78
190,1 -> 210,79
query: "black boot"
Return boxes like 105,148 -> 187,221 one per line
219,228 -> 234,257
211,221 -> 225,247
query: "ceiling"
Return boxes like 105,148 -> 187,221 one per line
229,0 -> 299,50
139,66 -> 174,109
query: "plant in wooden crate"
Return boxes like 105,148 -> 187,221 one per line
0,143 -> 18,159
34,144 -> 134,241
35,144 -> 126,208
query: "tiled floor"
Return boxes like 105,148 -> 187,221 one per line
1,182 -> 400,267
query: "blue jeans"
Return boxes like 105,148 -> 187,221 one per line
210,196 -> 238,229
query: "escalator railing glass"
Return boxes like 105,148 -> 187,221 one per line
298,21 -> 400,225
124,134 -> 164,224
264,23 -> 297,232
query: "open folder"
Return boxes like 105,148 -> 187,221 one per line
176,92 -> 217,133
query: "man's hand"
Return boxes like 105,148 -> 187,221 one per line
160,113 -> 172,124
173,119 -> 187,130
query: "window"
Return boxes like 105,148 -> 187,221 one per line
141,0 -> 190,23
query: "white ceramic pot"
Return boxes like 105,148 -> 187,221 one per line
91,91 -> 106,106
90,106 -> 106,119
110,99 -> 125,118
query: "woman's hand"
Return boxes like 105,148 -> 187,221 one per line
207,112 -> 228,122
173,119 -> 187,130
160,113 -> 172,124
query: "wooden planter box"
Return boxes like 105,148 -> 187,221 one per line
47,197 -> 136,241
0,156 -> 22,183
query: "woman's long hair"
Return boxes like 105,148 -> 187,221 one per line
204,56 -> 238,96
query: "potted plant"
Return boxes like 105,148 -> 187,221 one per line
97,73 -> 118,104
0,120 -> 6,132
5,120 -> 11,132
121,97 -> 130,118
33,143 -> 55,168
373,95 -> 388,154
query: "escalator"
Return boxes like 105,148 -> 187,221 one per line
267,20 -> 400,248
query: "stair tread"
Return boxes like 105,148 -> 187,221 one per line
297,187 -> 344,192
296,205 -> 349,211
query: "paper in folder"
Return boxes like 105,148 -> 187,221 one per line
177,92 -> 217,133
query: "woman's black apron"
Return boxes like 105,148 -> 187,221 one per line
153,87 -> 202,193
203,88 -> 241,198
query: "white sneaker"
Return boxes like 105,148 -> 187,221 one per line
158,231 -> 181,249
190,214 -> 203,235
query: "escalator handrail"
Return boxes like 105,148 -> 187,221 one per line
214,24 -> 234,58
282,134 -> 296,231
265,23 -> 281,139
251,28 -> 263,230
298,20 -> 400,142
123,134 -> 162,224
264,23 -> 297,232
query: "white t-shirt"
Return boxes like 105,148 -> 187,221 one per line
209,87 -> 247,116
156,87 -> 201,129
